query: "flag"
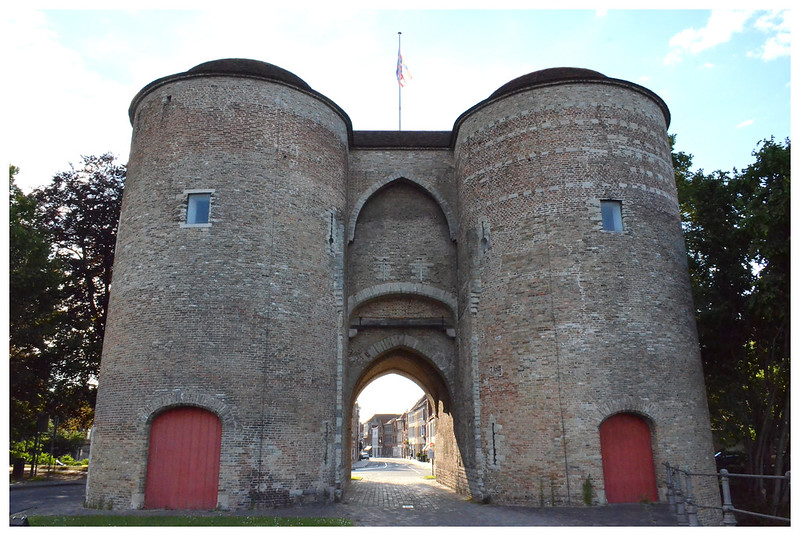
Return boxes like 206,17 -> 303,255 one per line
396,49 -> 411,87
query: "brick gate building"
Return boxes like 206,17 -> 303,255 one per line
86,58 -> 719,519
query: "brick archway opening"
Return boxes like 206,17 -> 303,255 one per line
346,349 -> 469,496
353,350 -> 452,416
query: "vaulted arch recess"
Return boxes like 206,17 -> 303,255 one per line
347,179 -> 457,302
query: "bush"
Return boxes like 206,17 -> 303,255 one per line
36,452 -> 57,467
582,475 -> 594,505
10,440 -> 34,463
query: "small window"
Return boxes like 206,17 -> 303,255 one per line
186,192 -> 211,225
601,200 -> 623,232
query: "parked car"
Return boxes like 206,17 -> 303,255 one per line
359,450 -> 369,460
715,451 -> 745,473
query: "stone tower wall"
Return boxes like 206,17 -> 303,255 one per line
88,73 -> 349,509
87,60 -> 719,520
454,81 -> 718,512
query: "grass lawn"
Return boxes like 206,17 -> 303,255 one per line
26,515 -> 353,526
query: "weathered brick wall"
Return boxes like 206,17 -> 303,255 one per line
454,80 -> 718,516
352,296 -> 452,320
90,61 -> 718,521
347,180 -> 456,297
88,73 -> 349,509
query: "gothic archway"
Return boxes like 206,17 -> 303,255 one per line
344,340 -> 476,499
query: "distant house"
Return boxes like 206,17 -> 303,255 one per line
351,403 -> 361,462
407,396 -> 433,458
391,416 -> 406,458
361,413 -> 401,457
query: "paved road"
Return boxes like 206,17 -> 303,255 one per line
10,480 -> 87,517
9,458 -> 679,526
347,457 -> 457,512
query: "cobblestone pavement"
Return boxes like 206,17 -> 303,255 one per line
240,458 -> 677,526
330,458 -> 677,526
10,458 -> 679,526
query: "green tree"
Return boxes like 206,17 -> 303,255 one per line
737,138 -> 790,514
31,153 -> 125,421
673,137 -> 790,517
9,165 -> 66,441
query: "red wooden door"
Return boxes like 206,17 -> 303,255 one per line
144,406 -> 221,509
599,413 -> 658,503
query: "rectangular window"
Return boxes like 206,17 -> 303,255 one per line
187,193 -> 211,224
601,200 -> 623,232
181,189 -> 214,228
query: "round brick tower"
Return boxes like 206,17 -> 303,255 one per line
87,59 -> 350,509
453,68 -> 718,513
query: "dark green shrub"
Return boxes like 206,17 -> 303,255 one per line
582,475 -> 594,505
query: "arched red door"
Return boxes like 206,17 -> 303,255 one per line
144,406 -> 221,509
599,413 -> 658,503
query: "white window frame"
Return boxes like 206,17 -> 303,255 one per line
181,189 -> 215,228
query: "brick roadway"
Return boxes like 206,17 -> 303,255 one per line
220,457 -> 678,526
334,457 -> 678,526
11,459 -> 679,526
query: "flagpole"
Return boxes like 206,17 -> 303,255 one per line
398,31 -> 402,131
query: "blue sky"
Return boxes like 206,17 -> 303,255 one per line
4,5 -> 792,421
5,7 -> 791,193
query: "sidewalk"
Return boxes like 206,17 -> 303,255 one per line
9,468 -> 87,489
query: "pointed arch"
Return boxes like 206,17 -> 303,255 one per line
348,174 -> 458,243
352,334 -> 453,415
139,388 -> 236,430
595,396 -> 657,425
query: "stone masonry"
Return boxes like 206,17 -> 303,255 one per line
87,59 -> 720,522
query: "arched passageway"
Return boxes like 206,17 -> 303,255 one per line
344,347 -> 473,499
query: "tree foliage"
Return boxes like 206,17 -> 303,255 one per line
32,153 -> 125,392
673,136 -> 790,516
9,155 -> 125,446
9,166 -> 66,441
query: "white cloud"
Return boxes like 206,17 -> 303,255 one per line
5,10 -> 134,192
747,10 -> 790,61
664,10 -> 755,65
737,119 -> 755,128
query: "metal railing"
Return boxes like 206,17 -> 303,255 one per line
664,462 -> 790,526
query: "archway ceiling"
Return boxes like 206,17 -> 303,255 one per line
353,350 -> 451,415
